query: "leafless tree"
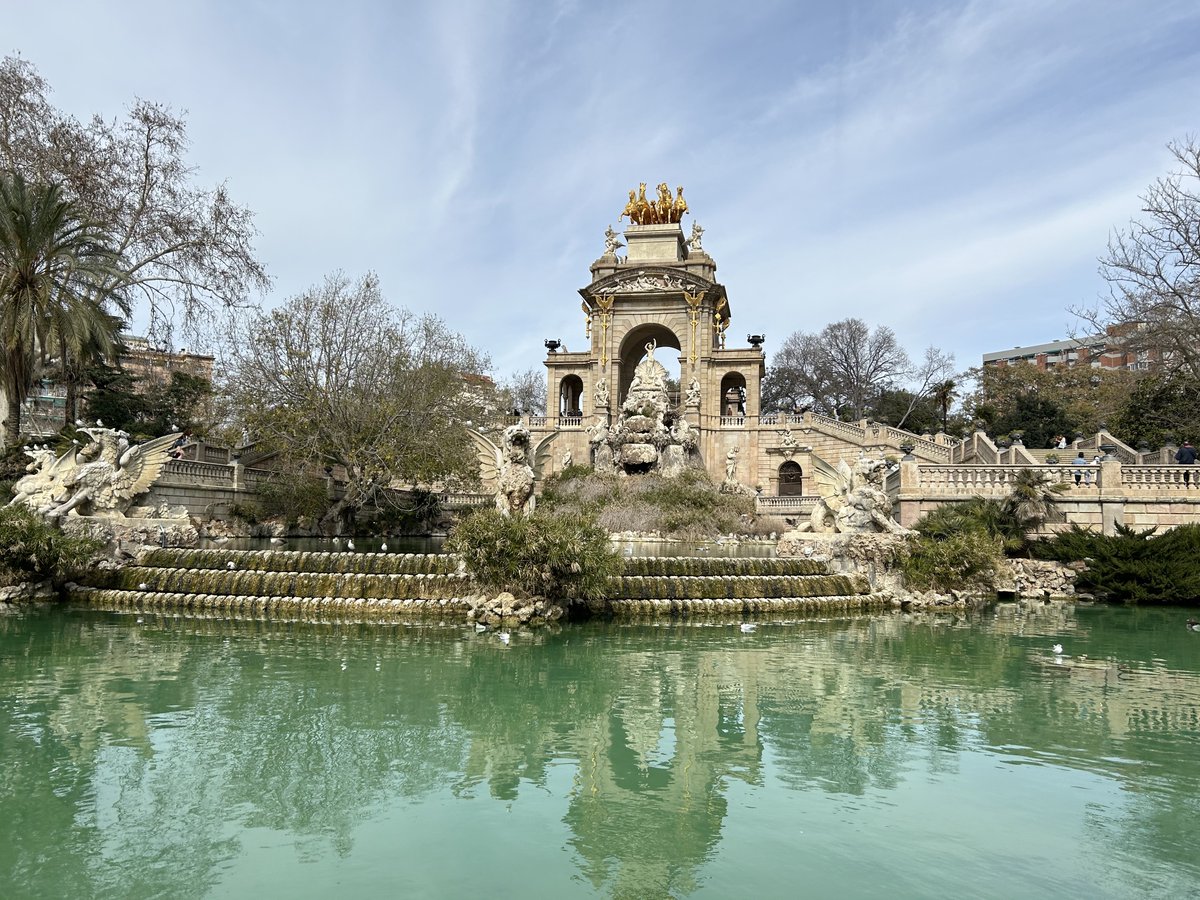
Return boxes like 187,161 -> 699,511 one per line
0,56 -> 269,344
1075,138 -> 1200,379
499,367 -> 547,415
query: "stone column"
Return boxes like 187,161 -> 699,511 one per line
897,457 -> 923,527
1097,458 -> 1125,535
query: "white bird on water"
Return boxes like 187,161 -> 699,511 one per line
740,623 -> 757,633
498,632 -> 511,644
380,541 -> 388,552
475,623 -> 487,632
1053,643 -> 1064,656
347,539 -> 356,552
270,537 -> 286,545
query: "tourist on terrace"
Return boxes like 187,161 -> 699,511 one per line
1176,441 -> 1196,484
1071,451 -> 1089,485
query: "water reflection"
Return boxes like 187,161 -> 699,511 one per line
0,606 -> 1198,897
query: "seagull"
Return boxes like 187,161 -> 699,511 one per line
1052,643 -> 1064,656
138,582 -> 149,590
498,632 -> 511,644
740,623 -> 757,633
340,660 -> 348,671
95,419 -> 103,427
213,536 -> 230,545
269,537 -> 287,545
1187,619 -> 1200,632
227,561 -> 236,570
347,539 -> 356,552
475,623 -> 487,632
380,541 -> 388,552
136,617 -> 144,624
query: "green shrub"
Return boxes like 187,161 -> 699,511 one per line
255,473 -> 330,525
1033,523 -> 1200,605
540,468 -> 755,538
901,531 -> 1004,592
372,489 -> 442,534
0,505 -> 103,587
447,507 -> 621,600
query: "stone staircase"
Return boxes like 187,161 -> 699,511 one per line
73,547 -> 886,621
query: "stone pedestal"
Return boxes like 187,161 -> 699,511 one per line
624,223 -> 686,263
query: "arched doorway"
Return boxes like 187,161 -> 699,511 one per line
778,461 -> 803,496
617,324 -> 682,405
720,372 -> 746,417
559,375 -> 584,417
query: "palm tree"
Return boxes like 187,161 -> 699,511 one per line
0,174 -> 126,446
1004,468 -> 1068,535
932,378 -> 957,434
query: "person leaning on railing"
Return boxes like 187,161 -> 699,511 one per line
1176,441 -> 1196,484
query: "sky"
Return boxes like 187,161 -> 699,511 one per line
7,0 -> 1200,383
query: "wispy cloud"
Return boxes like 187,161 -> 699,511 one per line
7,0 -> 1200,377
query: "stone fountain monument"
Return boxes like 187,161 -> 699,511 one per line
590,340 -> 699,477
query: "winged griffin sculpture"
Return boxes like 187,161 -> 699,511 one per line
802,455 -> 909,534
8,426 -> 180,519
466,424 -> 557,517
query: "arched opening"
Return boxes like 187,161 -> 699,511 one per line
778,461 -> 803,496
720,372 -> 747,417
559,375 -> 584,417
617,324 -> 682,405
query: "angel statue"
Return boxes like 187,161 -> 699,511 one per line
603,225 -> 624,256
29,426 -> 182,519
467,424 -> 557,517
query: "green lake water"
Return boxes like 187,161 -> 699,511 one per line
1,604 -> 1197,899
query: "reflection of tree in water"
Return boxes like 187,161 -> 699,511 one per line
2,607 -> 1200,896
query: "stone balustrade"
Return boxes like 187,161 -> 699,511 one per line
161,459 -> 235,486
896,459 -> 1200,534
755,495 -> 819,514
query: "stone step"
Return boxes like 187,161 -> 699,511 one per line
610,573 -> 869,599
138,548 -> 462,575
619,557 -> 830,577
607,593 -> 891,617
97,567 -> 471,601
72,585 -> 469,619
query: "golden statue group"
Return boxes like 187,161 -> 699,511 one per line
620,182 -> 688,225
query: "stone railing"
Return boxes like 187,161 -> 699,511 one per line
760,413 -> 804,426
160,459 -> 235,486
720,415 -> 746,427
910,464 -> 1108,496
558,416 -> 584,428
806,412 -> 866,442
1120,465 -> 1200,491
756,495 -> 819,514
438,492 -> 492,509
527,415 -> 550,428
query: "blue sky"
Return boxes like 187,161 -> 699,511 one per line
8,0 -> 1200,381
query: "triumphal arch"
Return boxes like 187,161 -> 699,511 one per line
524,183 -> 960,499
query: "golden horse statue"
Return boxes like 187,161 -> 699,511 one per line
619,182 -> 688,226
671,185 -> 688,223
